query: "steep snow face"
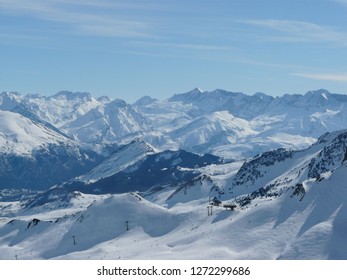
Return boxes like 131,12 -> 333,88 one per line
77,139 -> 157,183
0,110 -> 71,155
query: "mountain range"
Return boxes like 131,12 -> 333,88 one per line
1,88 -> 347,259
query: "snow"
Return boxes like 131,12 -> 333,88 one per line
2,88 -> 347,159
0,110 -> 72,155
0,168 -> 344,259
77,139 -> 157,183
1,88 -> 347,260
1,154 -> 347,260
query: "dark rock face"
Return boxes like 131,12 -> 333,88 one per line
233,148 -> 293,187
0,144 -> 104,190
308,131 -> 347,179
66,149 -> 223,194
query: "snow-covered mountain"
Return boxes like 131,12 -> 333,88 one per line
2,88 -> 347,159
0,109 -> 104,189
214,129 -> 347,213
1,88 -> 347,260
0,91 -> 149,144
167,111 -> 256,154
64,99 -> 149,144
1,129 -> 347,259
76,139 -> 158,184
135,88 -> 347,157
0,110 -> 69,155
1,87 -> 346,191
62,142 -> 224,195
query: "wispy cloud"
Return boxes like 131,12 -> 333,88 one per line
292,72 -> 347,82
129,41 -> 233,51
333,0 -> 347,6
0,0 -> 154,38
237,19 -> 347,46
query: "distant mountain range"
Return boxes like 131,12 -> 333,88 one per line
1,88 -> 347,259
0,88 -> 346,189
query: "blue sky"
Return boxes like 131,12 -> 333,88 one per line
1,0 -> 347,102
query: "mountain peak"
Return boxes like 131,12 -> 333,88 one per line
52,91 -> 92,100
253,92 -> 267,98
169,88 -> 206,103
0,92 -> 22,110
133,96 -> 158,106
190,87 -> 203,94
304,89 -> 331,99
303,89 -> 331,105
97,96 -> 111,104
305,89 -> 331,95
127,138 -> 158,154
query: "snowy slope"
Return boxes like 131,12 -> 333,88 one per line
1,163 -> 347,260
0,109 -> 104,189
77,139 -> 157,183
2,88 -> 347,259
1,129 -> 347,259
0,109 -> 71,155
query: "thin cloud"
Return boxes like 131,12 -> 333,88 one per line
292,72 -> 347,82
334,0 -> 347,5
130,41 -> 233,51
0,0 -> 153,38
55,0 -> 162,10
237,19 -> 347,46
